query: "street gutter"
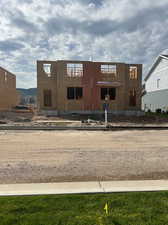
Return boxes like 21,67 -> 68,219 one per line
0,126 -> 168,131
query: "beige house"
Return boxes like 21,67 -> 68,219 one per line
37,60 -> 142,115
0,67 -> 19,111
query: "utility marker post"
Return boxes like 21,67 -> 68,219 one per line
104,95 -> 109,127
105,108 -> 108,127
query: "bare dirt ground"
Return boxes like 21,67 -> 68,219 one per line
1,111 -> 168,127
0,130 -> 168,184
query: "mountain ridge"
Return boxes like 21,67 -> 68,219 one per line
17,88 -> 37,96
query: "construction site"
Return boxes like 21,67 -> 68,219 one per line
0,61 -> 168,185
0,109 -> 168,184
1,1 -> 168,224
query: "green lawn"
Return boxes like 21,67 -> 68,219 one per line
0,191 -> 168,225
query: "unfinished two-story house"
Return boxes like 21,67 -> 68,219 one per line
37,60 -> 142,115
0,67 -> 18,111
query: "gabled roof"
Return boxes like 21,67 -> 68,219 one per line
144,50 -> 168,81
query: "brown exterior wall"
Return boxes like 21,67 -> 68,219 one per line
0,67 -> 18,111
37,60 -> 142,113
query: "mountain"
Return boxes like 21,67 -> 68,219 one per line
17,88 -> 37,96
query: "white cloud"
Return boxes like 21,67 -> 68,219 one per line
0,0 -> 168,87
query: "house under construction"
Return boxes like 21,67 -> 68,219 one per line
0,67 -> 18,111
37,60 -> 142,115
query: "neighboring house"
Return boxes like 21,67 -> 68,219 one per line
37,60 -> 142,115
17,88 -> 37,107
0,67 -> 19,111
19,95 -> 37,105
143,50 -> 168,112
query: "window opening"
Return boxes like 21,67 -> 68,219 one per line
157,79 -> 160,88
129,89 -> 136,106
67,87 -> 75,99
67,64 -> 83,77
101,88 -> 116,100
76,87 -> 83,99
43,64 -> 51,77
44,90 -> 52,107
101,65 -> 116,75
129,66 -> 137,79
67,87 -> 83,99
4,72 -> 7,82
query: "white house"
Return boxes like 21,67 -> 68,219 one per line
143,50 -> 168,112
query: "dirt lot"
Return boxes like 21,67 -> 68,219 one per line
1,111 -> 168,127
0,130 -> 168,184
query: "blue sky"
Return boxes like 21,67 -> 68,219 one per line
0,0 -> 168,88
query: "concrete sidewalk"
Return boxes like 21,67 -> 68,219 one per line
0,180 -> 168,196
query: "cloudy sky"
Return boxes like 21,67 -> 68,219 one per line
0,0 -> 168,88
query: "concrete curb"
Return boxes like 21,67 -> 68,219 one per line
0,180 -> 168,196
1,126 -> 168,131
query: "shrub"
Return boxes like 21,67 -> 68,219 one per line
156,108 -> 162,113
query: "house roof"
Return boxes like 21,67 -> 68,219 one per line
144,50 -> 168,81
0,66 -> 16,77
